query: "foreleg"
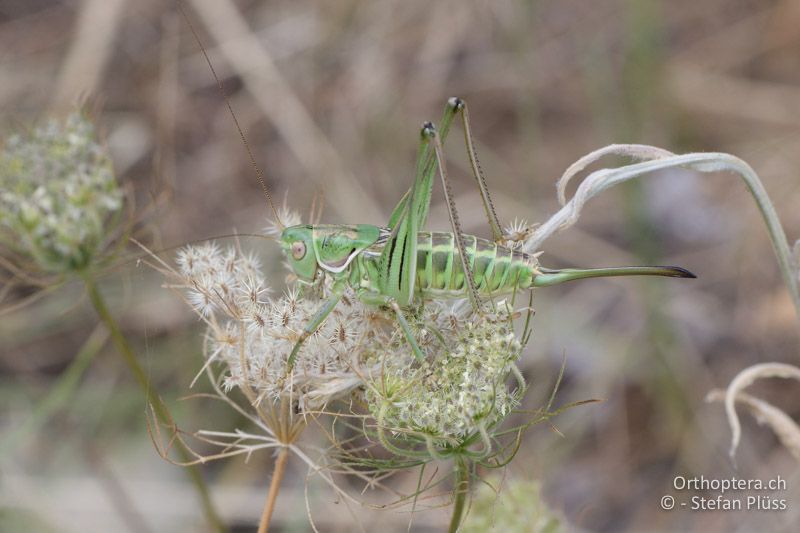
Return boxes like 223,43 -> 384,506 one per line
286,278 -> 346,369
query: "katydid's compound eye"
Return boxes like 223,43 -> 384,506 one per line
291,241 -> 306,260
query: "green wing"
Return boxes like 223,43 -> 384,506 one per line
378,134 -> 430,305
379,101 -> 462,306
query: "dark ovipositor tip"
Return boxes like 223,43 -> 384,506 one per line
664,266 -> 697,279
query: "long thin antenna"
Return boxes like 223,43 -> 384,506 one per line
177,1 -> 285,230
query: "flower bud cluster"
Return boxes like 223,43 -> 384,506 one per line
0,111 -> 122,272
365,302 -> 523,442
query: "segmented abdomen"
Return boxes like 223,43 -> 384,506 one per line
415,231 -> 535,299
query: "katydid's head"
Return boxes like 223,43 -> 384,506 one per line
280,223 -> 383,281
280,225 -> 318,281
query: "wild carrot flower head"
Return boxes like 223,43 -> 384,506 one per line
0,111 -> 122,273
165,237 -> 538,519
364,301 -> 525,446
175,242 -> 374,410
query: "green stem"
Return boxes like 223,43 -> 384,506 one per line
0,325 -> 108,456
83,276 -> 226,532
448,458 -> 470,533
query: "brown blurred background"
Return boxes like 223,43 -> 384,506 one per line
2,0 -> 800,531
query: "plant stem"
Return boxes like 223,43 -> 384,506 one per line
1,324 -> 108,455
258,446 -> 290,533
448,458 -> 470,533
83,276 -> 226,532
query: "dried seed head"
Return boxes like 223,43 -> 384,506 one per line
264,206 -> 302,238
501,218 -> 536,250
172,242 -> 529,433
176,243 -> 378,410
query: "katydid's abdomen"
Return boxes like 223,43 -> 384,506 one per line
352,231 -> 534,300
413,231 -> 534,298
351,229 -> 693,301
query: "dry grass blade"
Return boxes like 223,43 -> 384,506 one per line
705,362 -> 800,460
52,0 -> 127,109
185,0 -> 381,222
706,389 -> 800,462
525,149 -> 800,319
555,144 -> 675,206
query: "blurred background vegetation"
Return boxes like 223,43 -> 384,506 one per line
2,0 -> 800,531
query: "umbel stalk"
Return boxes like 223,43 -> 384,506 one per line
83,275 -> 225,532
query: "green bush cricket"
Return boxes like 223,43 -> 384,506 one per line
182,11 -> 694,371
275,98 -> 694,367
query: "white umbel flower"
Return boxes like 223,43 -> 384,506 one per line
176,243 -> 375,410
170,241 -> 528,445
0,111 -> 122,273
365,301 -> 524,443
